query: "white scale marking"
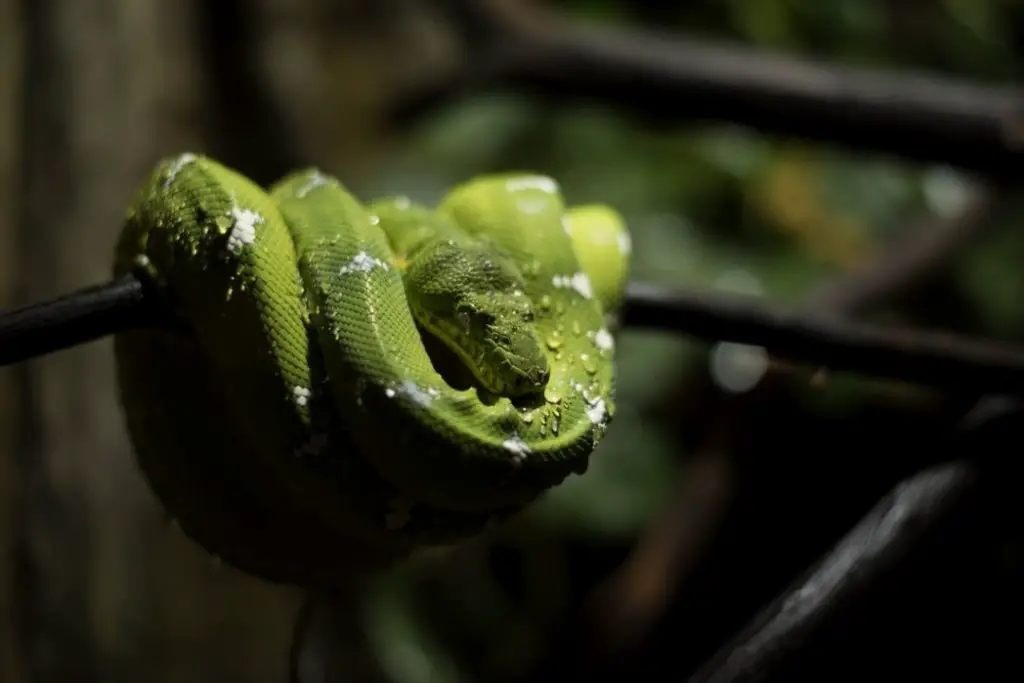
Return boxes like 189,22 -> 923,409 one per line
226,204 -> 263,253
163,153 -> 196,187
617,230 -> 632,255
339,250 -> 389,275
502,434 -> 532,462
385,380 -> 439,407
506,176 -> 558,194
586,398 -> 607,426
295,170 -> 333,198
552,272 -> 594,299
292,385 -> 312,407
593,328 -> 615,352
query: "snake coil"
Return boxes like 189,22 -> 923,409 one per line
113,154 -> 630,585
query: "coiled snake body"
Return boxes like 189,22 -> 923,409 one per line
114,155 -> 629,584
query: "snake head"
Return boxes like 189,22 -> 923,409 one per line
467,296 -> 550,397
404,242 -> 550,399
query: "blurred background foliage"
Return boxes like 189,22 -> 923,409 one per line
304,1 -> 1024,680
2,0 -> 1024,682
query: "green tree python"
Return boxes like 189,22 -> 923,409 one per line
113,154 -> 630,585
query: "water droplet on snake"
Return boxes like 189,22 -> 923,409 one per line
545,331 -> 563,351
580,353 -> 598,375
539,295 -> 552,312
572,321 -> 582,336
544,385 -> 563,404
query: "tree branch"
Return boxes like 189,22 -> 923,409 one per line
625,279 -> 1024,396
688,461 -> 979,683
4,273 -> 1024,397
684,396 -> 1019,683
0,276 -> 159,366
393,1 -> 1024,177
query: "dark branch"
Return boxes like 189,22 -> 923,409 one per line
684,396 -> 1018,683
0,276 -> 157,366
625,281 -> 1024,396
0,275 -> 1021,394
687,462 -> 978,683
393,2 -> 1024,177
4,275 -> 1024,398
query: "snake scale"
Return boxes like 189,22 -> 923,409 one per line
113,154 -> 630,585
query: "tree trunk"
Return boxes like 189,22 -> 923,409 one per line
5,0 -> 444,679
12,1 -> 301,681
0,0 -> 25,679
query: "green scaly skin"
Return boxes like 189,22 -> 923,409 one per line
113,154 -> 630,584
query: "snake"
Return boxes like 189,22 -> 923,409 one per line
113,154 -> 630,585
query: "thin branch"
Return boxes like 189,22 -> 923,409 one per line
4,275 -> 1024,398
394,1 -> 1024,177
684,396 -> 1018,683
625,280 -> 1024,396
0,276 -> 157,365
